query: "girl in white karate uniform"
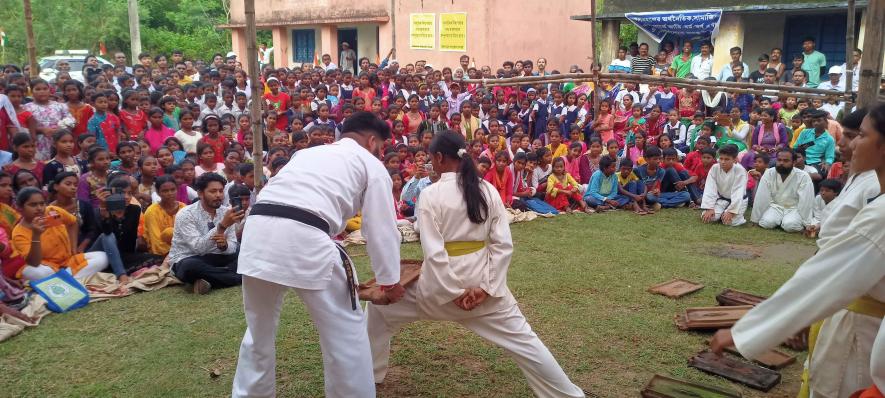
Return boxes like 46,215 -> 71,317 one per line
366,131 -> 585,398
712,104 -> 885,397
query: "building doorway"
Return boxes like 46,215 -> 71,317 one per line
337,28 -> 358,73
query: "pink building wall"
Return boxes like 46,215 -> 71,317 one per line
227,0 -> 594,73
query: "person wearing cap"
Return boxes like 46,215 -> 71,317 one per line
232,112 -> 404,398
339,42 -> 356,74
793,109 -> 836,174
817,65 -> 845,91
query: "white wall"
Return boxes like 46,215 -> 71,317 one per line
741,13 -> 786,66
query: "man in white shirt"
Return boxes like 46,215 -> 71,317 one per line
339,41 -> 356,73
750,149 -> 815,233
839,48 -> 862,92
232,112 -> 406,398
817,65 -> 846,91
321,53 -> 338,71
258,43 -> 273,69
690,42 -> 714,80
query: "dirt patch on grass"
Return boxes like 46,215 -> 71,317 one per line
708,245 -> 761,260
376,366 -> 419,397
761,242 -> 816,263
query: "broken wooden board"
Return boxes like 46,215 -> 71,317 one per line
689,351 -> 781,392
683,306 -> 753,329
358,260 -> 422,301
716,289 -> 767,307
641,374 -> 742,398
705,339 -> 797,369
674,313 -> 689,331
648,279 -> 704,298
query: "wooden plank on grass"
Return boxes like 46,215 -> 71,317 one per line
706,339 -> 797,369
689,351 -> 781,391
641,374 -> 742,398
683,306 -> 753,329
716,289 -> 767,307
648,279 -> 704,298
358,260 -> 422,301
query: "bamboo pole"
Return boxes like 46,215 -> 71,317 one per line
127,0 -> 142,63
589,0 -> 600,118
465,72 -> 855,97
244,0 -> 264,190
856,0 -> 884,108
844,0 -> 855,115
23,0 -> 37,78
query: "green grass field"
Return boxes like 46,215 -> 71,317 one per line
0,208 -> 816,398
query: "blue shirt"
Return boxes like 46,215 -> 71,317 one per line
793,128 -> 836,165
584,170 -> 620,201
634,165 -> 665,191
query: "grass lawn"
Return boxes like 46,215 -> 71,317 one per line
0,208 -> 816,398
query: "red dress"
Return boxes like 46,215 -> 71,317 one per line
119,109 -> 147,139
68,103 -> 95,140
263,91 -> 291,131
200,134 -> 229,163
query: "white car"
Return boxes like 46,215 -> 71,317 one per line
39,50 -> 113,83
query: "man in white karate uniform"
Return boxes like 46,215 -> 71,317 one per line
232,112 -> 406,398
711,105 -> 885,398
700,144 -> 748,226
750,148 -> 815,233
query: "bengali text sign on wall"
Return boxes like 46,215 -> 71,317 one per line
439,13 -> 467,52
409,13 -> 436,50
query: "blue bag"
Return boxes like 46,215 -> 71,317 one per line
522,197 -> 559,215
30,269 -> 90,313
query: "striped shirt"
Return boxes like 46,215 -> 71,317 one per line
630,56 -> 655,75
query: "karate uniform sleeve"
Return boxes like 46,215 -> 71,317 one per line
750,169 -> 773,223
484,186 -> 514,298
360,174 -> 401,286
797,172 -> 816,227
726,168 -> 748,214
416,191 -> 465,305
732,216 -> 885,360
700,166 -> 719,209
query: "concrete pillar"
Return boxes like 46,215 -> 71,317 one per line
599,20 -> 620,69
378,22 -> 393,63
712,14 -> 745,77
272,27 -> 291,68
319,25 -> 339,62
231,28 -> 248,65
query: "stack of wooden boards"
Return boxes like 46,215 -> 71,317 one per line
643,281 -> 801,396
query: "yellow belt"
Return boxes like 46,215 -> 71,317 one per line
444,241 -> 485,257
847,295 -> 885,318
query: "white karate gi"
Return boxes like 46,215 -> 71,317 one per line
804,171 -> 882,397
700,163 -> 748,226
750,168 -> 815,232
811,195 -> 833,227
366,172 -> 584,398
732,195 -> 885,398
232,138 -> 401,398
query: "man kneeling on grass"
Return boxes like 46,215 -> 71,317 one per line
167,172 -> 244,294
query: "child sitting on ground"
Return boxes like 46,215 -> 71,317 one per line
809,178 -> 842,237
616,158 -> 649,214
484,151 -> 514,208
545,157 -> 591,213
584,156 -> 627,212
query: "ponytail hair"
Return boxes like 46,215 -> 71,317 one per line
428,130 -> 488,224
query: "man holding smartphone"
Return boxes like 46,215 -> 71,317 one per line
232,112 -> 404,398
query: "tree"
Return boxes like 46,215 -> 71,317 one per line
0,0 -> 232,65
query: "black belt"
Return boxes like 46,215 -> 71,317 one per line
250,203 -> 358,310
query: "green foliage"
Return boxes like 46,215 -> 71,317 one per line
0,0 -> 231,65
619,23 -> 638,47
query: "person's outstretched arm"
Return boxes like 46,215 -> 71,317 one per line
361,170 -> 401,287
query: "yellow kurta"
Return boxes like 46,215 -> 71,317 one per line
143,202 -> 186,256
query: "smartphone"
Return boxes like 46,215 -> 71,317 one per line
423,163 -> 433,172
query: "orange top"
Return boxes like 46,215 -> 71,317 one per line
12,206 -> 87,278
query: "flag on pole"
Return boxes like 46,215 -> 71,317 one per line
0,31 -> 7,47
313,52 -> 319,67
99,41 -> 107,56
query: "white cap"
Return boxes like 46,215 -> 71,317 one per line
828,65 -> 843,75
226,51 -> 237,58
